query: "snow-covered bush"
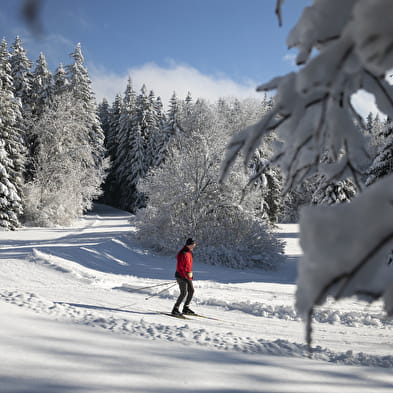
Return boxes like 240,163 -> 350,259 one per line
222,0 -> 393,346
23,92 -> 103,226
134,100 -> 285,269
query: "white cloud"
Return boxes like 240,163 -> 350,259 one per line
351,89 -> 385,119
89,62 -> 261,106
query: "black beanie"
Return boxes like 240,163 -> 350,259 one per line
185,238 -> 195,245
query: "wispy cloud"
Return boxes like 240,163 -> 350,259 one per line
282,53 -> 297,66
5,27 -> 74,69
89,61 -> 261,106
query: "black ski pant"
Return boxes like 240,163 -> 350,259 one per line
174,277 -> 194,309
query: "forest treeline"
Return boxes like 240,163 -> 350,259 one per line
0,36 -> 390,266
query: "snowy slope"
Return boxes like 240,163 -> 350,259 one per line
1,204 -> 393,393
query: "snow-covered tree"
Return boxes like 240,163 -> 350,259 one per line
0,39 -> 25,228
151,96 -> 167,167
364,113 -> 385,160
164,92 -> 182,139
222,0 -> 393,347
30,52 -> 53,119
98,98 -> 111,137
0,139 -> 22,230
311,154 -> 356,205
100,94 -> 123,206
311,177 -> 356,205
53,63 -> 68,96
25,52 -> 53,180
9,36 -> 32,112
145,90 -> 161,170
107,94 -> 123,160
136,100 -> 284,269
114,79 -> 138,210
24,92 -> 103,226
66,43 -> 106,179
249,149 -> 283,224
366,119 -> 393,185
0,39 -> 12,89
127,123 -> 145,188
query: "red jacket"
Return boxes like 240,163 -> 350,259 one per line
176,246 -> 193,279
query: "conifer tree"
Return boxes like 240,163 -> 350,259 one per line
9,36 -> 32,112
0,43 -> 25,228
127,123 -> 146,187
108,94 -> 123,159
53,63 -> 68,95
311,177 -> 356,205
117,84 -> 151,211
310,153 -> 356,205
114,79 -> 137,209
152,96 -> 167,167
164,92 -> 182,140
0,39 -> 12,89
145,90 -> 160,170
30,52 -> 53,119
366,119 -> 393,186
25,52 -> 53,180
98,98 -> 111,137
0,139 -> 21,229
66,43 -> 106,188
250,149 -> 283,224
365,112 -> 374,135
98,96 -> 118,205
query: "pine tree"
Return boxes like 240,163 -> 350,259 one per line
365,112 -> 374,135
30,52 -> 53,119
9,36 -> 32,173
98,98 -> 111,137
113,79 -> 137,209
164,92 -> 182,140
127,123 -> 146,186
25,52 -> 53,180
366,119 -> 393,186
0,39 -> 12,90
117,84 -> 151,211
108,94 -> 123,160
98,97 -> 117,205
0,139 -> 21,229
145,89 -> 160,170
311,154 -> 356,205
152,96 -> 167,167
312,178 -> 356,205
53,63 -> 68,95
9,36 -> 32,112
0,45 -> 26,228
250,149 -> 283,224
66,43 -> 106,188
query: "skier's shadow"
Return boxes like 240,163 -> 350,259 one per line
55,302 -> 156,316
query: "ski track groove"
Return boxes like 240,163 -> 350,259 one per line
1,289 -> 393,368
29,233 -> 393,332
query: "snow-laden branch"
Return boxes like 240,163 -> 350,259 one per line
224,0 -> 393,348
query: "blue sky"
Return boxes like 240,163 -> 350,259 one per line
0,0 -> 377,114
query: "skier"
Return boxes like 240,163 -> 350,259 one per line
171,238 -> 196,316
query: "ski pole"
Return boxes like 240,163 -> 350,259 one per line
145,283 -> 178,301
120,281 -> 176,309
124,281 -> 174,293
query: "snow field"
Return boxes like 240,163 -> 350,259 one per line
1,205 -> 393,392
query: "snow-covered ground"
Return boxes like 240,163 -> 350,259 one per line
1,204 -> 393,393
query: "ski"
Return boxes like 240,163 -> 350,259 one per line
158,312 -> 191,320
187,314 -> 220,321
